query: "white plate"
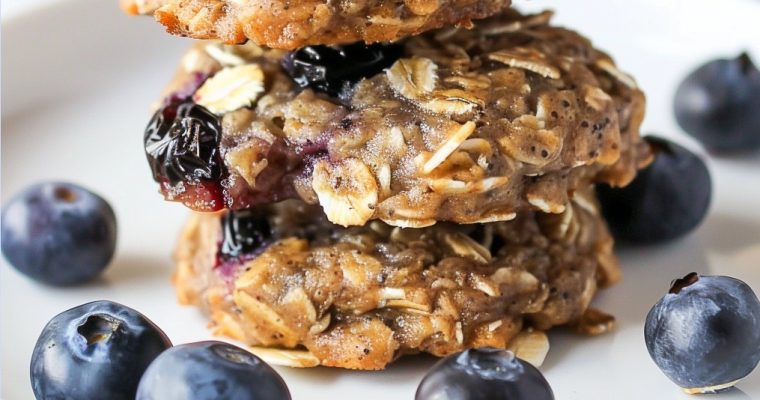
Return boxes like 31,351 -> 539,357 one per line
2,0 -> 760,398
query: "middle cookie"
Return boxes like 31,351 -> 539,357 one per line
144,11 -> 650,227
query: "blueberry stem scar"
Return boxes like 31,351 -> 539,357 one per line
669,272 -> 700,294
53,187 -> 77,202
77,314 -> 120,345
737,52 -> 754,74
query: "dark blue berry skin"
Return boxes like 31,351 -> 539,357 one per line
144,101 -> 223,185
674,52 -> 760,152
416,348 -> 554,400
283,43 -> 404,97
596,136 -> 711,244
136,341 -> 292,400
645,273 -> 760,393
1,182 -> 117,286
30,300 -> 172,400
219,209 -> 273,263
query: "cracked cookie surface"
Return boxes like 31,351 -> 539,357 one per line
146,10 -> 651,227
120,0 -> 513,49
174,189 -> 619,370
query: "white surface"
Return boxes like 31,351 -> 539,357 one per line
1,0 -> 63,19
2,0 -> 760,399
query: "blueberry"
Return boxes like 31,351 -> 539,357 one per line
645,273 -> 760,394
1,182 -> 117,286
416,348 -> 554,400
30,300 -> 172,400
596,136 -> 711,244
219,209 -> 273,263
283,42 -> 404,97
674,52 -> 760,152
136,341 -> 291,400
144,100 -> 223,186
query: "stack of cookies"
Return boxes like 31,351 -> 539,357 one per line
123,0 -> 651,370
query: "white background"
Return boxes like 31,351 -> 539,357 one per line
2,0 -> 760,399
2,0 -> 63,19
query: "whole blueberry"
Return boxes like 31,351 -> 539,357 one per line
645,273 -> 760,394
144,101 -> 223,186
1,182 -> 117,285
30,300 -> 172,400
597,136 -> 711,244
416,348 -> 554,400
136,341 -> 291,400
674,52 -> 760,152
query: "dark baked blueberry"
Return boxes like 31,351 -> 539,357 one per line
283,43 -> 404,97
1,182 -> 117,286
219,209 -> 273,262
144,101 -> 223,185
416,348 -> 554,400
645,273 -> 760,394
31,301 -> 172,400
674,52 -> 760,152
597,136 -> 711,244
136,341 -> 291,400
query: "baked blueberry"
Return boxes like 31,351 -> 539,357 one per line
30,300 -> 172,400
645,273 -> 760,394
219,209 -> 273,262
144,100 -> 227,211
597,136 -> 711,244
416,348 -> 554,400
144,100 -> 223,185
674,52 -> 760,152
136,341 -> 291,400
1,182 -> 117,286
283,43 -> 404,97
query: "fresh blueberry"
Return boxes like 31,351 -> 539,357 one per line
1,182 -> 117,286
645,273 -> 760,394
596,136 -> 711,244
416,348 -> 554,400
136,341 -> 291,400
30,300 -> 172,400
283,42 -> 404,97
218,209 -> 273,263
674,52 -> 760,152
144,100 -> 223,186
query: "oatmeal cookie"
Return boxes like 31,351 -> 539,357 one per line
120,0 -> 512,49
145,10 -> 651,227
173,189 -> 620,370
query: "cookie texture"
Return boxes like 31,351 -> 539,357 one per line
120,0 -> 512,49
145,11 -> 651,228
173,189 -> 620,370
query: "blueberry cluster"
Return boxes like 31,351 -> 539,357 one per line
597,51 -> 760,394
29,300 -> 556,399
31,301 -> 292,400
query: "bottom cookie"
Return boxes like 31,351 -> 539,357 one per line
174,189 -> 620,370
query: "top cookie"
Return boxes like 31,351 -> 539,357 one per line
144,10 -> 651,228
120,0 -> 513,49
